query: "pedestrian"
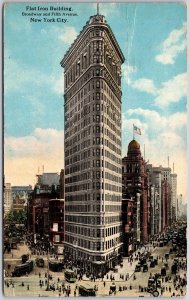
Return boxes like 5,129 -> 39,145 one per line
103,281 -> 106,287
27,285 -> 29,290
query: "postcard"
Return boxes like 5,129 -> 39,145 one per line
3,1 -> 187,298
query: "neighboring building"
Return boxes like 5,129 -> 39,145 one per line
147,164 -> 162,234
122,139 -> 149,252
161,180 -> 171,230
170,173 -> 177,221
36,173 -> 60,189
4,183 -> 12,216
61,12 -> 125,274
28,173 -> 60,237
49,199 -> 64,254
11,185 -> 33,213
122,197 -> 134,257
59,169 -> 65,199
147,164 -> 172,233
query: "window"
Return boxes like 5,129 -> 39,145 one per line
96,115 -> 100,122
96,126 -> 100,133
96,160 -> 100,167
96,81 -> 100,88
96,104 -> 100,111
96,171 -> 100,179
96,137 -> 100,144
97,194 -> 101,201
96,182 -> 100,189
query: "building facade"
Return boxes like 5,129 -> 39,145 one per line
122,197 -> 134,257
147,164 -> 172,233
49,199 -> 64,254
170,173 -> 177,221
61,13 -> 125,274
11,185 -> 33,213
28,173 -> 60,237
4,183 -> 12,216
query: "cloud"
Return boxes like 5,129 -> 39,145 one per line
122,64 -> 137,85
129,72 -> 187,108
155,22 -> 187,65
53,73 -> 64,95
131,78 -> 157,95
122,108 -> 187,201
4,56 -> 64,96
4,128 -> 64,186
154,73 -> 187,107
58,26 -> 78,44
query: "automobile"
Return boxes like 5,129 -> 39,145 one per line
139,257 -> 147,265
135,264 -> 141,272
164,262 -> 169,270
35,257 -> 44,268
163,239 -> 168,245
171,264 -> 177,275
143,264 -> 148,272
113,267 -> 119,273
21,254 -> 29,264
110,283 -> 116,292
79,284 -> 96,296
147,278 -> 160,296
161,267 -> 166,276
49,260 -> 64,272
148,255 -> 154,262
173,258 -> 179,264
154,258 -> 158,265
150,260 -> 155,268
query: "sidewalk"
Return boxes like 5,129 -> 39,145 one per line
82,244 -> 156,282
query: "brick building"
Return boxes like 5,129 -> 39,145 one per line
122,139 -> 149,252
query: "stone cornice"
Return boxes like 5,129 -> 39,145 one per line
61,14 -> 125,68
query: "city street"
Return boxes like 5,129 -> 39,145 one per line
4,241 -> 187,297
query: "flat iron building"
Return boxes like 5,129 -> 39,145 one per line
61,13 -> 125,274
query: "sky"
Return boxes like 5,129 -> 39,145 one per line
4,2 -> 187,202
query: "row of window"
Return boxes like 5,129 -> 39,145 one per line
65,172 -> 90,184
65,147 -> 121,166
65,193 -> 121,202
65,215 -> 121,225
65,224 -> 121,238
65,204 -> 121,213
65,46 -> 121,92
65,90 -> 120,120
65,181 -> 122,193
65,235 -> 121,252
105,160 -> 122,174
67,160 -> 91,174
65,72 -> 121,112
